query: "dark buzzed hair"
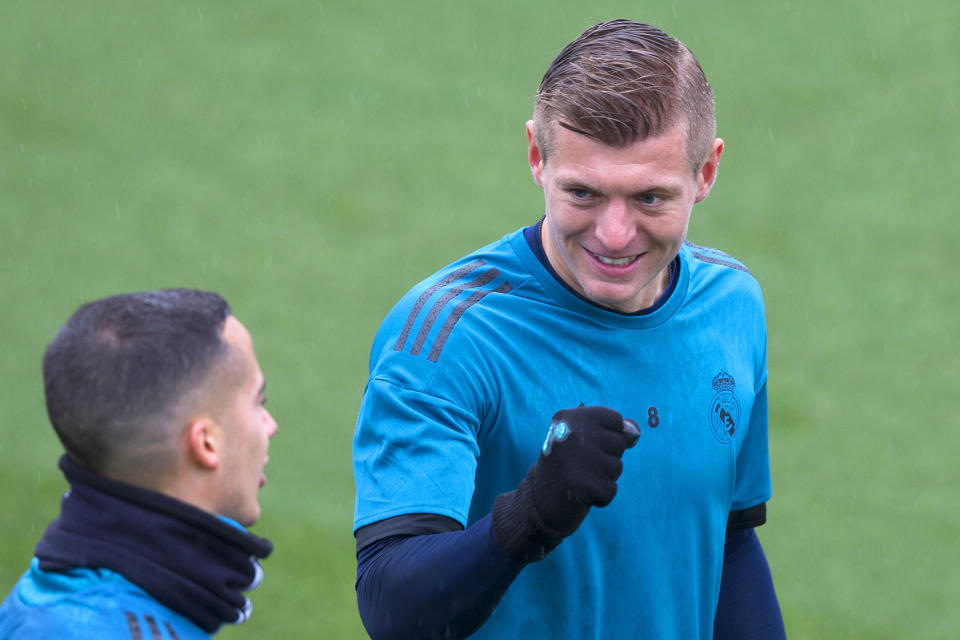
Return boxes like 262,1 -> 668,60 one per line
42,289 -> 234,479
533,19 -> 716,172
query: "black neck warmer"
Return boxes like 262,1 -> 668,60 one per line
35,455 -> 273,634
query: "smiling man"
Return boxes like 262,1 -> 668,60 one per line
353,20 -> 784,639
531,122 -> 720,313
0,289 -> 277,639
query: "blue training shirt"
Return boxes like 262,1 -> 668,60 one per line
0,558 -> 209,639
353,228 -> 771,639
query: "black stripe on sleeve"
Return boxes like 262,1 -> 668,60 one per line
355,513 -> 464,554
163,620 -> 181,640
412,269 -> 500,357
394,260 -> 486,352
124,611 -> 143,640
144,614 -> 161,639
727,503 -> 766,529
428,280 -> 512,362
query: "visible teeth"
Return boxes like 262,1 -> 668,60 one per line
595,253 -> 635,266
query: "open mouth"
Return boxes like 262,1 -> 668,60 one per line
260,456 -> 269,488
590,250 -> 639,267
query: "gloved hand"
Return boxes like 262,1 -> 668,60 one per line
492,405 -> 640,561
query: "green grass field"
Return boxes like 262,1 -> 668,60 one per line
2,1 -> 957,637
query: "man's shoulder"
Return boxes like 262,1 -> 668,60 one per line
0,561 -> 208,639
373,230 -> 533,359
679,242 -> 767,340
682,241 -> 764,296
402,229 -> 530,301
683,240 -> 755,277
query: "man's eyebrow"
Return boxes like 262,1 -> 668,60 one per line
639,184 -> 684,197
556,177 -> 596,190
556,177 -> 684,198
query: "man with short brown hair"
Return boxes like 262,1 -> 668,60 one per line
353,20 -> 785,639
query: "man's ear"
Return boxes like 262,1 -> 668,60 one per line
526,120 -> 545,188
694,138 -> 724,203
185,418 -> 221,470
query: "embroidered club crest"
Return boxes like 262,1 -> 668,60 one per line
708,371 -> 739,444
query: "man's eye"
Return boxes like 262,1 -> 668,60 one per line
640,193 -> 662,205
571,188 -> 591,199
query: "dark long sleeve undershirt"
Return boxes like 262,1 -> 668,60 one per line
712,527 -> 786,639
355,513 -> 784,640
356,514 -> 522,640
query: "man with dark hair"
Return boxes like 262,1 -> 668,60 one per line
0,289 -> 277,639
352,19 -> 785,639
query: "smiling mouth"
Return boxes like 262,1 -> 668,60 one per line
590,251 -> 639,267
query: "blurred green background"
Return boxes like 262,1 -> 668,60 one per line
2,1 -> 957,637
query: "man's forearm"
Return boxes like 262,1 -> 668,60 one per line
356,513 -> 524,640
713,527 -> 786,639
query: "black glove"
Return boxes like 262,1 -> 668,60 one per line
491,405 -> 640,562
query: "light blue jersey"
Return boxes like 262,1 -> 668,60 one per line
0,558 -> 209,639
354,228 -> 771,639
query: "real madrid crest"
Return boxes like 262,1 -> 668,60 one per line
708,371 -> 739,443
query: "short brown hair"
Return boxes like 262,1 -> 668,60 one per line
533,19 -> 716,172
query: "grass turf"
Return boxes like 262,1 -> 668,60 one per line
2,1 -> 957,637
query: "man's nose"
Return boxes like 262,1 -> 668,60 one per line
593,199 -> 636,252
266,411 -> 278,438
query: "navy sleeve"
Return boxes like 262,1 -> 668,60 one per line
713,527 -> 786,639
355,513 -> 525,640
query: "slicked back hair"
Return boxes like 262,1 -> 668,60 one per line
42,289 -> 234,480
533,19 -> 716,172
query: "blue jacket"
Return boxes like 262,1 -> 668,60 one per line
1,559 -> 210,639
